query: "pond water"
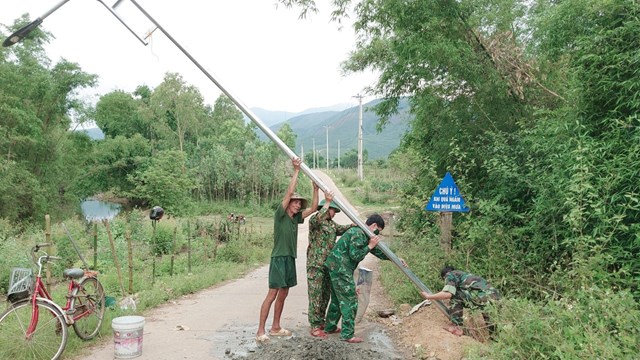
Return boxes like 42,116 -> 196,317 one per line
80,199 -> 122,221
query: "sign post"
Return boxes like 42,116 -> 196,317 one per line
425,172 -> 469,252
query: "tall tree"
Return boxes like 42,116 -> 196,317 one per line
95,90 -> 149,139
148,72 -> 206,153
128,149 -> 197,215
0,15 -> 97,222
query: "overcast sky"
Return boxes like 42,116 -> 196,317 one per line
1,0 -> 377,113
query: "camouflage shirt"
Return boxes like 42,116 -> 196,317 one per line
307,208 -> 352,268
324,226 -> 389,274
442,270 -> 501,308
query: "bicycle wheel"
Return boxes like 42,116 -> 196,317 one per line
0,298 -> 68,360
72,276 -> 106,340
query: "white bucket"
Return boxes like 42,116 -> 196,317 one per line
112,316 -> 145,359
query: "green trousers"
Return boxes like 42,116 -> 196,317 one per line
324,268 -> 358,340
306,265 -> 331,328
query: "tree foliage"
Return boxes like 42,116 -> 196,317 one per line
0,15 -> 97,222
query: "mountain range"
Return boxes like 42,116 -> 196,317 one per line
81,99 -> 412,160
253,98 -> 412,160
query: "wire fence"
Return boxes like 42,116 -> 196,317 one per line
0,214 -> 270,299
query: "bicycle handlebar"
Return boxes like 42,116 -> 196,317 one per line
30,243 -> 53,265
36,255 -> 61,271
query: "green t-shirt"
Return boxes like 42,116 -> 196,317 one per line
271,204 -> 304,258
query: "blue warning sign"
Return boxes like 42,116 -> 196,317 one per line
425,172 -> 469,212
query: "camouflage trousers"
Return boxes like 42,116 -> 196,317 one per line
449,287 -> 501,333
325,268 -> 358,340
306,265 -> 331,328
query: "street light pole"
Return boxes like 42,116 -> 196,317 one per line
354,94 -> 364,181
324,125 -> 330,171
312,138 -> 316,168
2,0 -> 451,321
338,139 -> 341,170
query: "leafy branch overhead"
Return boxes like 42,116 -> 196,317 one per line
282,0 -> 640,357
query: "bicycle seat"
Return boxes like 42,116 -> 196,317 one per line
63,268 -> 85,279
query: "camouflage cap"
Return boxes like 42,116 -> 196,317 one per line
317,199 -> 341,212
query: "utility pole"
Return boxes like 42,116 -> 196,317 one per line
338,139 -> 341,170
354,94 -> 364,181
324,125 -> 330,171
312,138 -> 316,168
300,143 -> 304,163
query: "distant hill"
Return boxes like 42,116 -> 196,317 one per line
249,108 -> 296,127
260,99 -> 412,160
78,127 -> 105,140
247,104 -> 355,127
78,100 -> 412,160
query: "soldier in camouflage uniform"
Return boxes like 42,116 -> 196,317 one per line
324,214 -> 395,343
421,266 -> 501,336
306,192 -> 354,338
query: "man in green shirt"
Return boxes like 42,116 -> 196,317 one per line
307,191 -> 354,338
421,266 -> 501,336
256,157 -> 319,343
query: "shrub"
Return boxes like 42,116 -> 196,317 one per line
474,287 -> 640,359
150,224 -> 175,256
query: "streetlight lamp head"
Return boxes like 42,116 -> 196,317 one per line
2,0 -> 73,47
2,18 -> 43,47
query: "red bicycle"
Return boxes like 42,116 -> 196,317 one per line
0,243 -> 106,360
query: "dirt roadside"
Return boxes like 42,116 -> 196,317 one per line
73,171 -> 476,360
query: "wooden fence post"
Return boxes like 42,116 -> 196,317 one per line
187,220 -> 192,273
104,219 -> 126,297
151,220 -> 159,285
126,228 -> 134,295
44,215 -> 52,292
170,227 -> 177,276
203,226 -> 208,260
93,222 -> 98,269
438,212 -> 453,253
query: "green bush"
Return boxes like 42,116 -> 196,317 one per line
217,239 -> 248,263
0,236 -> 31,294
336,170 -> 359,188
149,224 -> 175,256
477,287 -> 640,359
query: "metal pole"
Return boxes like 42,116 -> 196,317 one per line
338,139 -> 340,170
353,94 -> 364,181
62,222 -> 91,270
358,96 -> 364,181
123,0 -> 451,320
325,125 -> 329,170
2,0 -> 71,47
312,138 -> 316,168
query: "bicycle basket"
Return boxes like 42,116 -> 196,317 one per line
7,267 -> 33,303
